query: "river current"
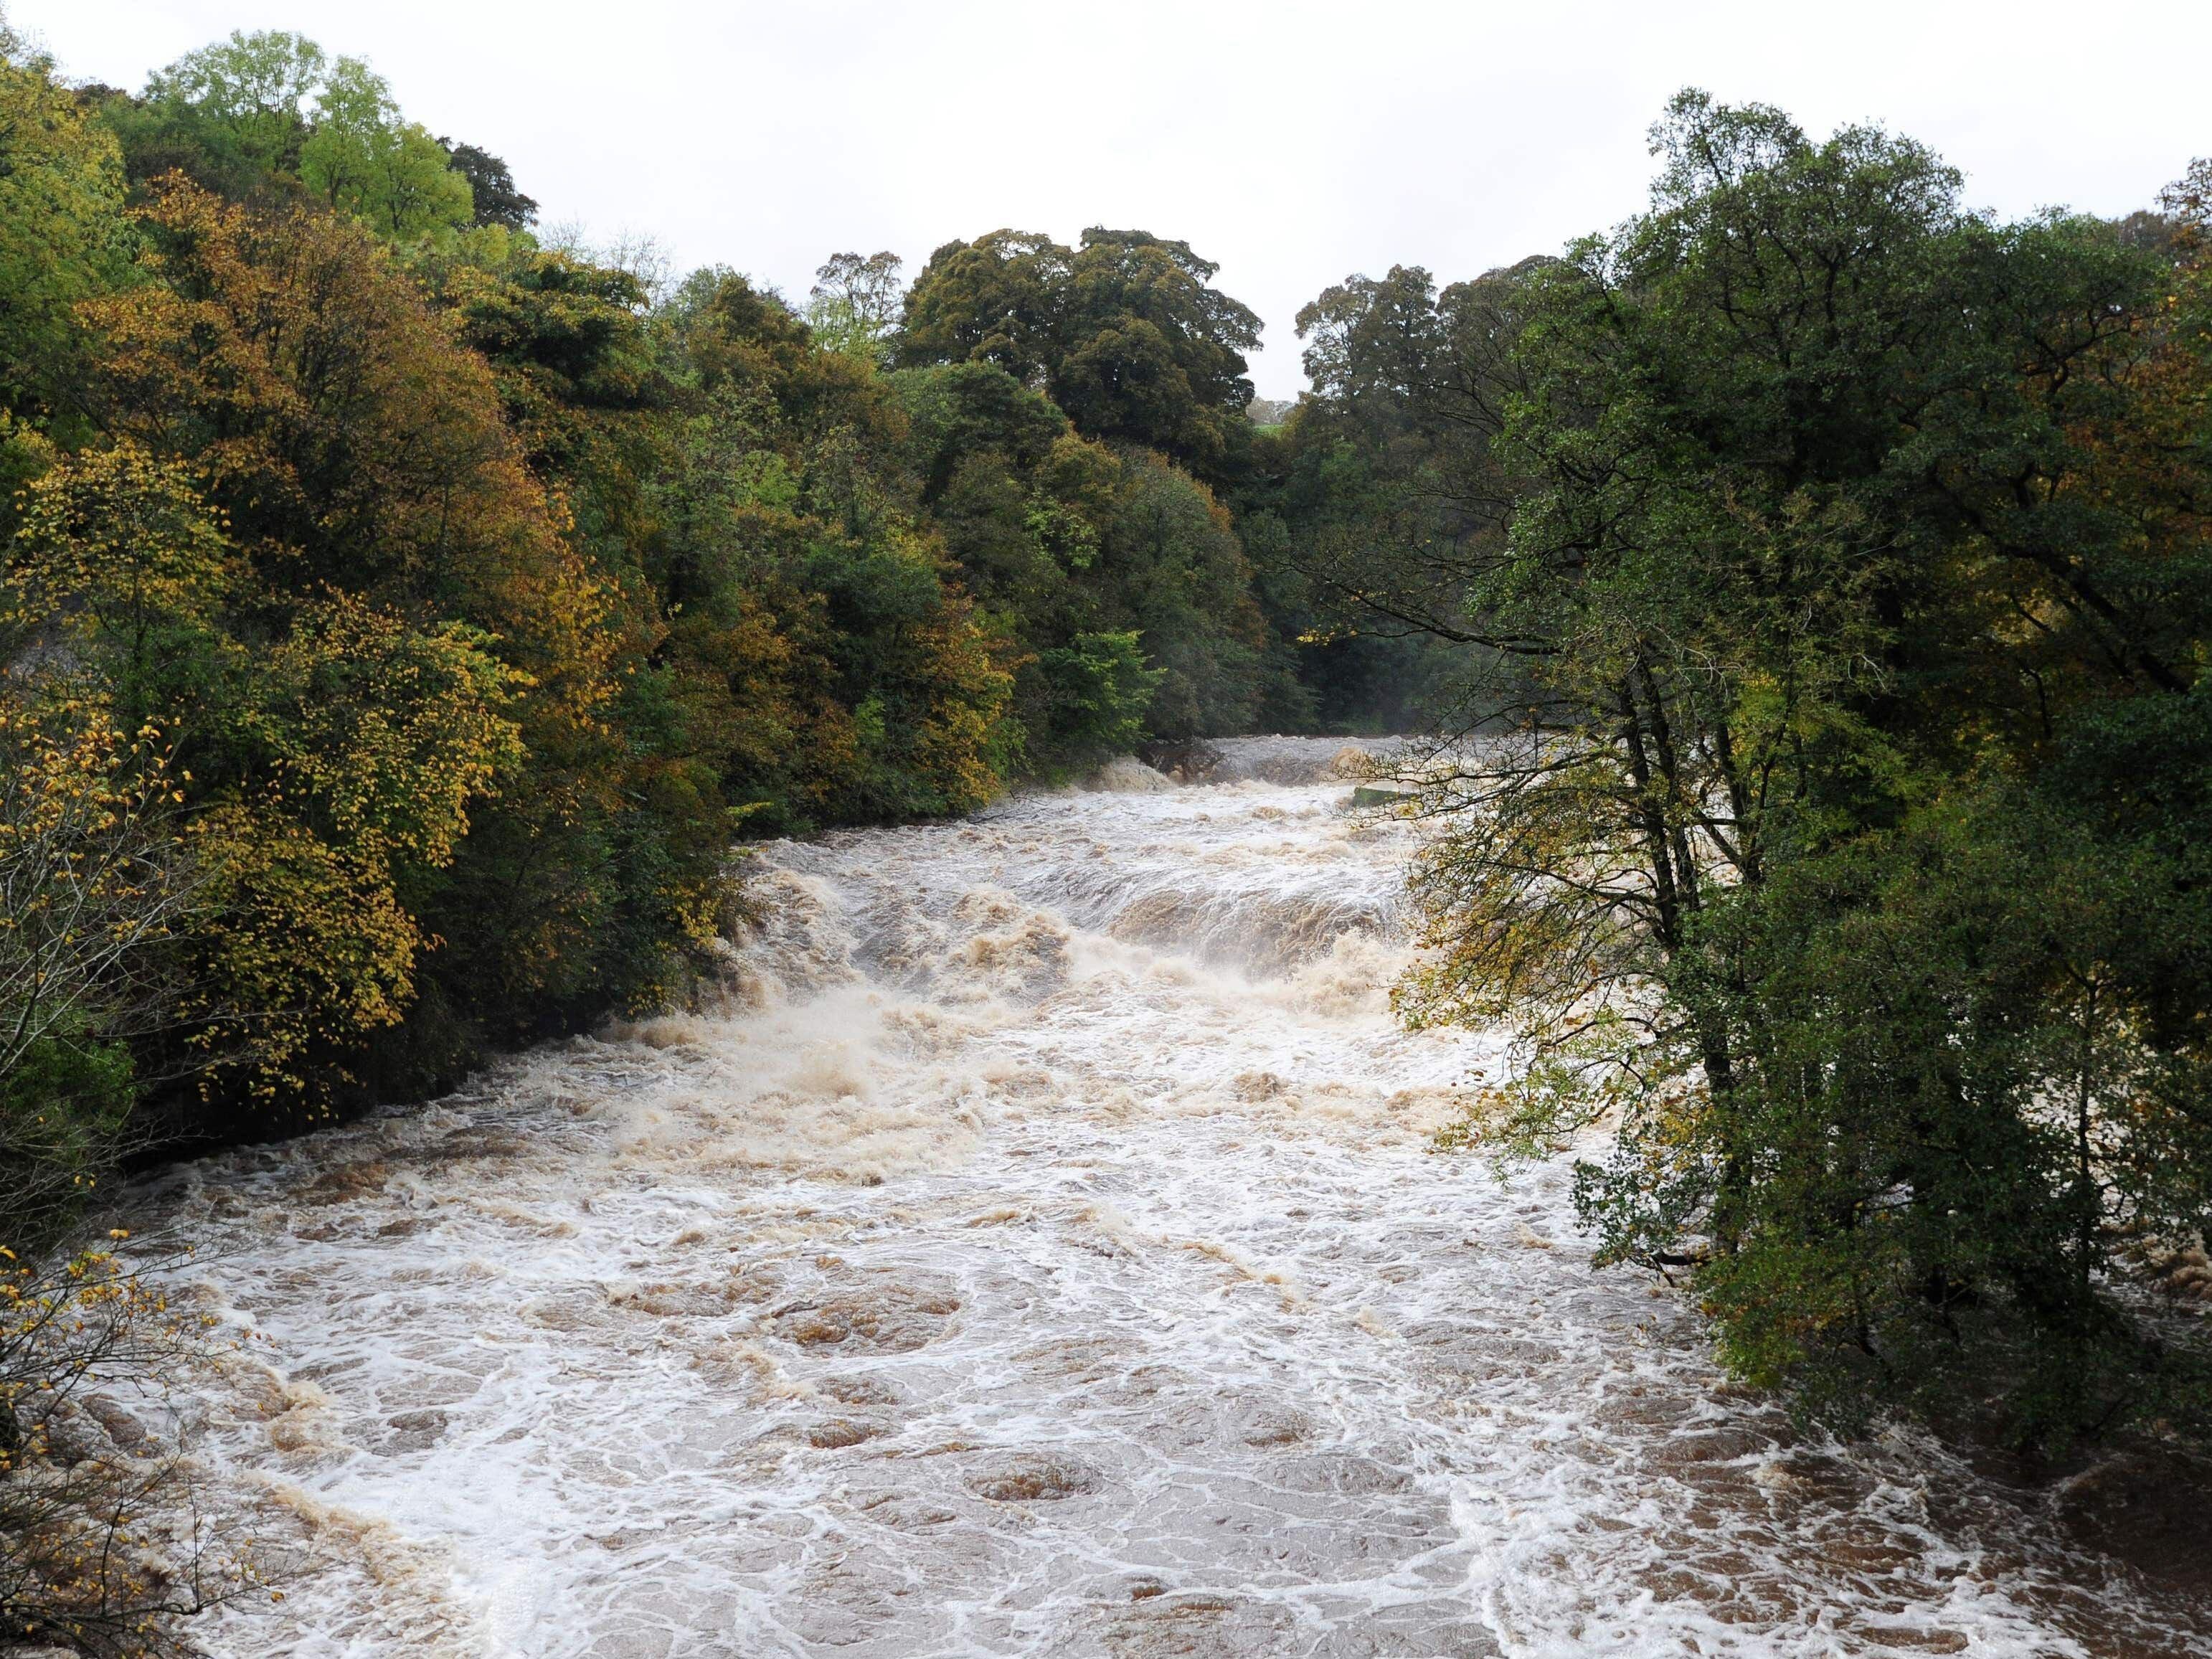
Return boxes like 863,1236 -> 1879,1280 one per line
138,737 -> 2208,1657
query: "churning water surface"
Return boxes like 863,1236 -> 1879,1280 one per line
138,738 -> 2211,1657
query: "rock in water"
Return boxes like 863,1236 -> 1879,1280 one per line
1137,739 -> 1224,782
1351,784 -> 1416,808
1087,755 -> 1175,793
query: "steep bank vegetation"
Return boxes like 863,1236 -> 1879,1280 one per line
0,20 -> 1330,1176
1273,94 -> 2212,1457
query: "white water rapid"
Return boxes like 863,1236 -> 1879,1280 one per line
136,737 -> 2209,1657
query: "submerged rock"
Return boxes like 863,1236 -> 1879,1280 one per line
1137,738 -> 1224,782
1351,783 -> 1416,808
965,1452 -> 1097,1502
1086,755 -> 1176,793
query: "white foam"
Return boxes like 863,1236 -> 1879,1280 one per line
132,757 -> 2207,1657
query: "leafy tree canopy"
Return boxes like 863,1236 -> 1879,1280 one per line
897,227 -> 1262,482
134,28 -> 324,190
0,29 -> 128,415
298,57 -> 471,238
1373,90 -> 2212,1454
99,32 -> 476,242
807,250 -> 902,364
440,137 -> 537,230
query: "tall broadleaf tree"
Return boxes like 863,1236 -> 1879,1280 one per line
1386,93 -> 2212,1453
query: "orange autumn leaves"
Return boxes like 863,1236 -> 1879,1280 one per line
4,176 -> 1020,1110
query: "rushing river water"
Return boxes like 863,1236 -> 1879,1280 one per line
137,737 -> 2208,1658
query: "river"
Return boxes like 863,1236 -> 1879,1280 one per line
138,737 -> 2209,1657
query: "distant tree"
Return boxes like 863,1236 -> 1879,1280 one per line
1054,229 -> 1262,476
440,137 -> 537,229
298,58 -> 472,239
105,32 -> 480,245
897,230 -> 1066,384
131,28 -> 324,190
1034,630 -> 1161,758
898,227 -> 1262,483
143,29 -> 323,151
664,270 -> 1016,823
1100,452 -> 1275,737
806,250 -> 902,363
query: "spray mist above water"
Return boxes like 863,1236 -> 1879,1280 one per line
136,738 -> 2208,1657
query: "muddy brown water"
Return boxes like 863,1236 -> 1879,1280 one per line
133,738 -> 2212,1657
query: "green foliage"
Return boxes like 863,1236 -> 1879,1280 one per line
99,30 -> 478,245
898,227 -> 1263,483
0,1029 -> 133,1247
1654,793 -> 2212,1447
115,28 -> 323,198
143,29 -> 322,162
889,358 -> 1302,750
1232,259 -> 1542,732
1036,630 -> 1161,762
1383,91 -> 2212,1455
1100,451 -> 1280,738
440,138 -> 536,230
647,270 -> 1013,827
0,37 -> 128,415
806,250 -> 902,364
0,700 -> 187,1254
298,58 -> 472,239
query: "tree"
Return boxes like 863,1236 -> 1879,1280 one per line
806,250 -> 902,363
889,358 -> 1303,757
659,271 -> 1015,823
1242,258 -> 1542,729
0,699 -> 189,1253
0,33 -> 128,416
897,235 -> 1303,741
104,33 -> 481,247
439,138 -> 537,229
1034,630 -> 1160,759
1054,228 -> 1262,476
1394,93 -> 2212,1453
8,438 -> 526,1107
1098,453 -> 1275,738
67,180 -> 686,1111
897,227 -> 1263,482
897,230 -> 1066,384
4,442 -> 236,727
0,1239 -> 266,1653
298,58 -> 471,240
141,29 -> 322,171
118,28 -> 325,198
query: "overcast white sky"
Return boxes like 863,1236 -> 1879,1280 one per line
22,1 -> 2212,397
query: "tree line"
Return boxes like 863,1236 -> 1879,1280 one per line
1262,93 -> 2212,1457
0,21 -> 1350,1234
